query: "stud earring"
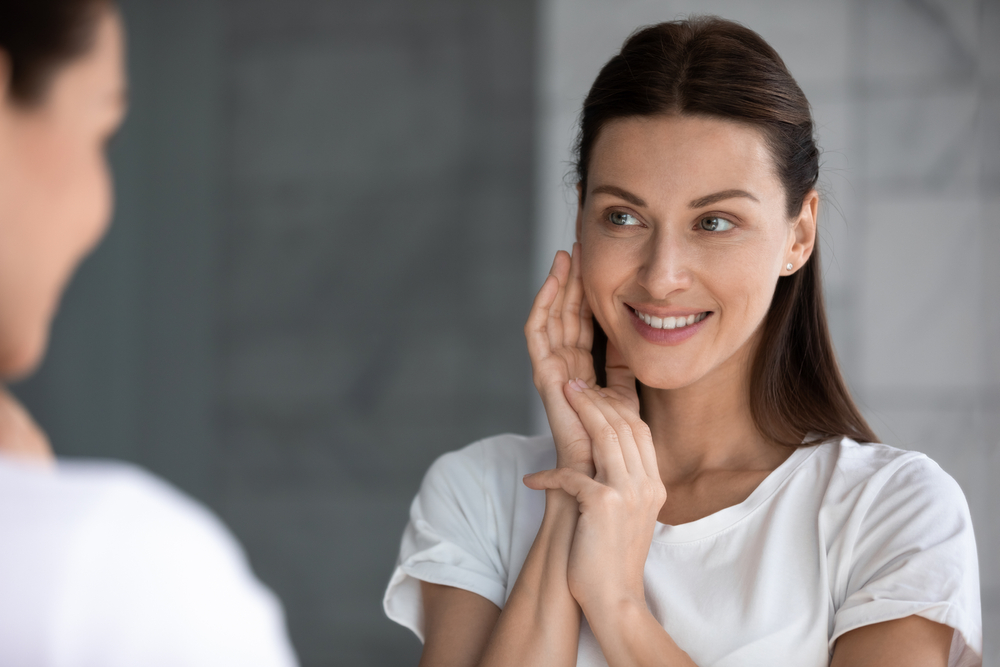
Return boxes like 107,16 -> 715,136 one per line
786,263 -> 793,271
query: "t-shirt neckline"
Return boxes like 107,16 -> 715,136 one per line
650,441 -> 823,545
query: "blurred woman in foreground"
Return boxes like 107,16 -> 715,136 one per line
0,2 -> 297,664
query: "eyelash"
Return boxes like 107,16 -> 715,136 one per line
607,210 -> 642,227
604,210 -> 737,233
699,216 -> 735,232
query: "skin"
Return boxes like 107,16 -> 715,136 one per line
0,8 -> 127,462
420,115 -> 952,665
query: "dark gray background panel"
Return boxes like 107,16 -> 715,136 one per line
13,0 -> 537,664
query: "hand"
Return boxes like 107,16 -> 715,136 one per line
523,378 -> 665,617
525,244 -> 597,473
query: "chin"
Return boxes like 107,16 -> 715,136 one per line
632,364 -> 707,392
0,330 -> 49,382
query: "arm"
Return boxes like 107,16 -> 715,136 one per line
419,582 -> 500,667
477,489 -> 583,666
421,488 -> 585,667
418,491 -> 583,667
830,616 -> 952,667
524,378 -> 697,667
420,246 -> 610,666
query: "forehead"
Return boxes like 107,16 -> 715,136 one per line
80,10 -> 126,90
48,10 -> 126,102
587,115 -> 783,204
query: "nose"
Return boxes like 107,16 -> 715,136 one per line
635,228 -> 693,299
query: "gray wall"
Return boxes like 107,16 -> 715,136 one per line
13,1 -> 536,665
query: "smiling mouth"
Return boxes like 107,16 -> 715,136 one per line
630,307 -> 710,330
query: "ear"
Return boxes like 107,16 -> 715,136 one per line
575,182 -> 584,242
783,189 -> 818,275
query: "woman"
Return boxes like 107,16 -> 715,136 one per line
0,2 -> 297,664
384,17 -> 982,667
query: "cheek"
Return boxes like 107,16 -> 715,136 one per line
711,238 -> 783,332
41,140 -> 114,288
580,233 -> 626,319
64,138 -> 113,246
0,133 -> 113,377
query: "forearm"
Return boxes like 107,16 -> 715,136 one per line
479,489 -> 582,667
585,599 -> 697,667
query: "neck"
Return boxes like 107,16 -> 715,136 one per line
641,351 -> 788,486
0,384 -> 54,464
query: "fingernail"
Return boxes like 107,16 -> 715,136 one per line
596,390 -> 607,397
570,378 -> 587,392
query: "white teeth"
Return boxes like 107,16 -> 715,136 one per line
635,309 -> 707,330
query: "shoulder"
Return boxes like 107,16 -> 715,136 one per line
812,437 -> 964,507
422,432 -> 556,498
0,457 -> 297,666
0,456 -> 210,544
819,440 -> 982,660
25,457 -> 244,561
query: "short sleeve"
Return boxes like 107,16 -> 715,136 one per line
383,443 -> 508,642
831,456 -> 982,666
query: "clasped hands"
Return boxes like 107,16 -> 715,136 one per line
522,244 -> 666,619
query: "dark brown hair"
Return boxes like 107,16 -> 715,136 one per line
0,0 -> 111,105
580,17 -> 877,447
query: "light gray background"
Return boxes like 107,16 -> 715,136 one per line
10,0 -> 997,665
536,0 -> 998,664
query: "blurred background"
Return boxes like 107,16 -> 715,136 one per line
11,0 -> 998,665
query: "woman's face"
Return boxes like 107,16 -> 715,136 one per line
0,9 -> 126,378
578,115 -> 815,392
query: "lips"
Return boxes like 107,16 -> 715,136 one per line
626,305 -> 712,345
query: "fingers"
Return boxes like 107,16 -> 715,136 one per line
524,275 -> 558,371
523,466 -> 602,499
546,251 -> 571,350
561,243 -> 586,348
604,338 -> 638,408
599,388 -> 659,482
579,295 -> 594,351
524,251 -> 569,364
564,379 -> 645,482
569,380 -> 663,495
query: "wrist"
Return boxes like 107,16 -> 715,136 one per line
583,596 -> 695,666
578,588 -> 648,632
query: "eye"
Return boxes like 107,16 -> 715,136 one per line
608,211 -> 641,227
699,216 -> 734,232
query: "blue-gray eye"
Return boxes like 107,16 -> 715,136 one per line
699,216 -> 734,232
609,211 -> 640,226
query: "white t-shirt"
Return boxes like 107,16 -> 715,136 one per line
0,455 -> 299,667
384,434 -> 982,667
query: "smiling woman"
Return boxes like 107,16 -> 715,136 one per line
384,16 -> 982,667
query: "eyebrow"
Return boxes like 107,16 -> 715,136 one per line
589,185 -> 647,207
589,185 -> 759,209
688,189 -> 759,208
